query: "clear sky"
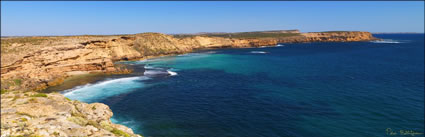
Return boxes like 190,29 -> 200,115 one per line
1,1 -> 424,36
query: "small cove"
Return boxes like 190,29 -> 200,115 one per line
45,34 -> 424,137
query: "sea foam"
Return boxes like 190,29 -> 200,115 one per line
167,70 -> 178,76
144,70 -> 169,76
144,65 -> 178,77
63,76 -> 149,103
250,51 -> 268,54
371,39 -> 402,44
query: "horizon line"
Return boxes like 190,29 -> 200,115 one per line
1,31 -> 424,37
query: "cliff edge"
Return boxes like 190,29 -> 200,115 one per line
1,31 -> 376,91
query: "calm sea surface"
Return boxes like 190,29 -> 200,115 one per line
50,34 -> 424,137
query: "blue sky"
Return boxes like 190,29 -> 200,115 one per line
1,1 -> 424,36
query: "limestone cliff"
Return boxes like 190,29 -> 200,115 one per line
1,91 -> 141,137
300,31 -> 378,42
1,31 -> 377,91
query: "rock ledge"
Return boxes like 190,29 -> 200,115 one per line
1,91 -> 142,137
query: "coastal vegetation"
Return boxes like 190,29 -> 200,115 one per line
111,128 -> 131,137
202,32 -> 301,38
30,93 -> 47,97
173,31 -> 301,39
1,89 -> 9,94
1,37 -> 49,48
321,31 -> 357,33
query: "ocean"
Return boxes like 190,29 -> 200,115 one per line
51,34 -> 424,137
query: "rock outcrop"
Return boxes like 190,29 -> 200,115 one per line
1,91 -> 141,137
300,31 -> 377,42
0,31 -> 377,91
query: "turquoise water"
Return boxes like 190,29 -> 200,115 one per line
62,34 -> 424,137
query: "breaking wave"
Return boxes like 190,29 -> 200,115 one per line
371,39 -> 403,44
250,51 -> 268,54
144,65 -> 178,77
63,76 -> 149,103
111,117 -> 142,134
167,70 -> 178,76
276,44 -> 284,47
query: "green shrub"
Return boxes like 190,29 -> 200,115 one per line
100,121 -> 113,131
71,111 -> 85,118
67,116 -> 88,126
28,98 -> 38,103
13,79 -> 22,85
30,93 -> 47,97
1,89 -> 9,94
16,112 -> 33,118
20,118 -> 28,122
87,120 -> 100,128
111,128 -> 130,137
12,95 -> 20,101
65,97 -> 72,101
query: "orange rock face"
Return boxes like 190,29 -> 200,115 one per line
1,31 -> 377,90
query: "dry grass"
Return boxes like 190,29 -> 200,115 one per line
1,37 -> 49,48
1,37 -> 57,67
174,32 -> 301,39
0,36 -> 102,67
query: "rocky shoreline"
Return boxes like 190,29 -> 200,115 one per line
1,91 -> 141,137
1,31 -> 377,91
1,30 -> 377,136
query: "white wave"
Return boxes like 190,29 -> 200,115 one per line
144,70 -> 168,76
260,44 -> 283,48
135,58 -> 167,64
276,44 -> 285,47
371,39 -> 402,44
177,53 -> 190,57
250,51 -> 268,54
204,51 -> 217,54
178,52 -> 212,57
144,65 -> 178,76
143,65 -> 156,69
63,76 -> 149,102
167,70 -> 178,76
110,117 -> 141,134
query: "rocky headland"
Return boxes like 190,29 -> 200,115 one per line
1,91 -> 141,137
1,30 -> 377,136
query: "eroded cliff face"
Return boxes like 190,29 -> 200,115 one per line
300,32 -> 377,42
1,91 -> 141,137
0,31 -> 377,91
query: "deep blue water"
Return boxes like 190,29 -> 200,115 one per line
61,34 -> 424,137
